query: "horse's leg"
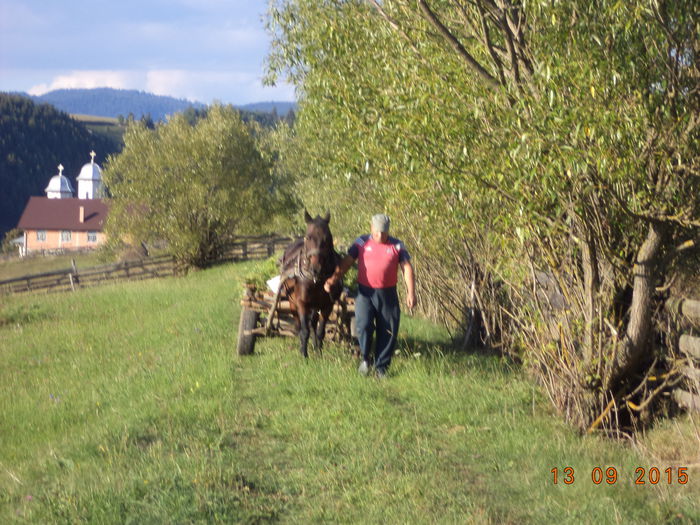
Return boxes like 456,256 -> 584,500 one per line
310,310 -> 321,353
298,307 -> 310,358
315,303 -> 333,353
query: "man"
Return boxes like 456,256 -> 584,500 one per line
324,214 -> 416,377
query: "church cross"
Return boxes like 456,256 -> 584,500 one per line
90,151 -> 96,164
58,164 -> 64,176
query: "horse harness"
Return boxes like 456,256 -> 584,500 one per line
282,236 -> 330,284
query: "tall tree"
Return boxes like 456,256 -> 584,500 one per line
104,104 -> 293,269
267,0 -> 700,428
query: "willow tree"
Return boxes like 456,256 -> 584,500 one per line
267,0 -> 700,429
103,105 -> 293,269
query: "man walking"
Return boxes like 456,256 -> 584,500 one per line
324,214 -> 416,377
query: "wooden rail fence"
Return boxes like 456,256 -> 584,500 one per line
667,297 -> 700,413
0,236 -> 292,296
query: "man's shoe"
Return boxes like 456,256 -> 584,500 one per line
376,369 -> 387,379
358,360 -> 370,376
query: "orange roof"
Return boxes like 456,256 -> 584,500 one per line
17,197 -> 109,232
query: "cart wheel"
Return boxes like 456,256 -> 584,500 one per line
349,316 -> 360,357
237,308 -> 260,355
350,316 -> 357,338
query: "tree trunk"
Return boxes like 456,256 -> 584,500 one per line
582,232 -> 600,364
609,222 -> 666,386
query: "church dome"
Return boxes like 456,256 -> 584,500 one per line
45,164 -> 74,199
77,151 -> 102,181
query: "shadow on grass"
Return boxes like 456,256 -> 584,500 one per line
394,331 -> 521,378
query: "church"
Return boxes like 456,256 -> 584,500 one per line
16,152 -> 109,256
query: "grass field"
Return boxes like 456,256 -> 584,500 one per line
0,251 -> 109,281
70,114 -> 125,146
1,260 -> 698,523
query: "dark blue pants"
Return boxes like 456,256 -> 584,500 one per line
355,284 -> 400,373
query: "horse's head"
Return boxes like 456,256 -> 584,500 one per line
303,210 -> 333,281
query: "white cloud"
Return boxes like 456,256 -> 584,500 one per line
146,69 -> 296,103
145,70 -> 190,98
27,70 -> 142,95
24,68 -> 295,104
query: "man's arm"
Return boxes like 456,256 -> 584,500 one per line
324,254 -> 356,293
400,260 -> 416,309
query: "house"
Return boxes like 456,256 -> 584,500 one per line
16,152 -> 109,256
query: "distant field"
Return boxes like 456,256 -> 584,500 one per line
1,260 -> 698,523
0,251 -> 110,281
71,113 -> 125,146
71,114 -> 120,125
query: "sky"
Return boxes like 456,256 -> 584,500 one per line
0,0 -> 295,105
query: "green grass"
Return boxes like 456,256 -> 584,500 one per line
0,251 -> 109,281
1,261 -> 698,523
70,114 -> 125,145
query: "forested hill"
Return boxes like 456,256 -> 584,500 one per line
0,94 -> 122,237
238,101 -> 296,117
32,88 -> 206,122
29,88 -> 297,121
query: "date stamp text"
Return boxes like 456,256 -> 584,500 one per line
550,466 -> 689,485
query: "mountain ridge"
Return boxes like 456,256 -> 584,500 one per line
9,88 -> 296,121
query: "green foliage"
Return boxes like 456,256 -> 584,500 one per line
0,228 -> 21,255
103,104 -> 295,269
181,103 -> 297,129
0,94 -> 122,236
0,262 -> 697,522
266,0 -> 700,427
242,255 -> 281,289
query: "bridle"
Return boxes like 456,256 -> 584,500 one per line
297,235 -> 324,283
281,232 -> 328,285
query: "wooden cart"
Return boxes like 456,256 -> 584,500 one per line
236,283 -> 356,355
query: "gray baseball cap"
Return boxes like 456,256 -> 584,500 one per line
371,214 -> 390,232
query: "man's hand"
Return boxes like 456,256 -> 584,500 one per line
324,254 -> 356,294
400,260 -> 416,312
406,291 -> 416,311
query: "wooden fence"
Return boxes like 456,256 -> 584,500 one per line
0,236 -> 292,296
667,297 -> 700,413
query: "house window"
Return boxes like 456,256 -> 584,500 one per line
36,230 -> 47,242
87,231 -> 97,243
61,230 -> 72,242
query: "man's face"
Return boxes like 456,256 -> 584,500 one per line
371,225 -> 389,244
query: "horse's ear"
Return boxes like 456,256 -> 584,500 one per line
304,209 -> 313,223
323,210 -> 331,223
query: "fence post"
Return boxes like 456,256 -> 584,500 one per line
70,258 -> 80,290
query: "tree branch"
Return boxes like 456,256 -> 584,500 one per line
476,1 -> 508,86
417,0 -> 502,91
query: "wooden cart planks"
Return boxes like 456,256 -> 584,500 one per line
236,284 -> 356,355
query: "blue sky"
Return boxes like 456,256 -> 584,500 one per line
0,0 -> 295,105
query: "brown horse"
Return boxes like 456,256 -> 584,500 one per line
280,211 -> 342,358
